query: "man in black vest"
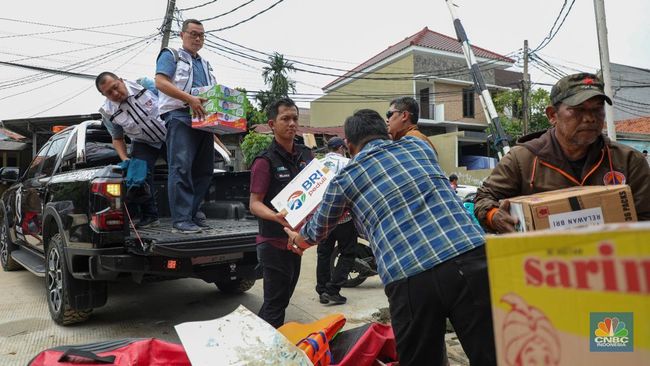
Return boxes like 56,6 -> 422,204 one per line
249,98 -> 313,328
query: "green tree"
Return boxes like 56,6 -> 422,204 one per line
494,88 -> 552,142
236,87 -> 267,126
257,52 -> 296,111
240,131 -> 273,168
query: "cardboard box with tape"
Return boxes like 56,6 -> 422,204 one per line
508,185 -> 636,232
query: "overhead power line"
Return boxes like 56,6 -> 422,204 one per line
28,35 -> 159,117
0,17 -> 159,39
204,0 -> 286,32
200,0 -> 257,22
0,61 -> 95,79
179,0 -> 219,11
531,0 -> 576,54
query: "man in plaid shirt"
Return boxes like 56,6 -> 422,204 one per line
285,109 -> 495,366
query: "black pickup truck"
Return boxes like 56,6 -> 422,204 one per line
0,120 -> 258,325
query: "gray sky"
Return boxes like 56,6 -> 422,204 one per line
0,0 -> 648,121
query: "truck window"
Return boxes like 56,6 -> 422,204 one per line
24,141 -> 53,180
59,131 -> 77,173
39,134 -> 69,177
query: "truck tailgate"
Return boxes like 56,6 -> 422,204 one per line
127,218 -> 258,257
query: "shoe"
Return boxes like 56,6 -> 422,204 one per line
193,211 -> 211,229
172,221 -> 202,234
321,293 -> 347,305
135,217 -> 160,229
318,293 -> 329,304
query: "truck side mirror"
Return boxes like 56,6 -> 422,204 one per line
0,167 -> 19,183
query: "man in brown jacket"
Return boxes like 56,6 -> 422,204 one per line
475,72 -> 650,233
386,97 -> 438,154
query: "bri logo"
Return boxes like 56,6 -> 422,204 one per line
287,191 -> 306,211
590,313 -> 633,352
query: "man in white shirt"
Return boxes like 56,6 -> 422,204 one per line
96,72 -> 166,228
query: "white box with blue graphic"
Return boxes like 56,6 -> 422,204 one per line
271,159 -> 334,229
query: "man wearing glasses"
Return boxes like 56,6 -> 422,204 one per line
386,96 -> 438,155
155,19 -> 217,233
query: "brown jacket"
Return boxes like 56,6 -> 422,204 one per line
397,125 -> 438,155
475,128 -> 650,229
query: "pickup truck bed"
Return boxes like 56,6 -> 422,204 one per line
128,218 -> 259,257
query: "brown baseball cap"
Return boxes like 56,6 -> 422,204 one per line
550,72 -> 613,106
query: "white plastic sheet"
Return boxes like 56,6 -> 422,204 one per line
175,305 -> 312,366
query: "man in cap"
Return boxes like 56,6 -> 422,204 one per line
475,72 -> 650,233
315,137 -> 357,305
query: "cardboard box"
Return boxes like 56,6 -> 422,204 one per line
487,223 -> 650,365
190,84 -> 247,134
271,159 -> 334,229
508,185 -> 636,232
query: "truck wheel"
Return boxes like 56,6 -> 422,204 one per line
215,278 -> 256,294
46,233 -> 92,325
0,216 -> 22,271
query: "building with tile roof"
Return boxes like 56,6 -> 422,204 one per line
310,27 -> 521,183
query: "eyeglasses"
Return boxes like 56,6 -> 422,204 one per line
386,110 -> 402,119
185,31 -> 205,39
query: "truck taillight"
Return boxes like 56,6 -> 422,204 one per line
90,179 -> 124,231
91,209 -> 124,231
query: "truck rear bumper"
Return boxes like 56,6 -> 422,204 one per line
66,246 -> 258,282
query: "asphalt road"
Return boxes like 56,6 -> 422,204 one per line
0,248 -> 388,366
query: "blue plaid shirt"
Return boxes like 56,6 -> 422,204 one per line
300,137 -> 485,285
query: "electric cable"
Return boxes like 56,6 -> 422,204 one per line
0,17 -> 160,39
204,0 -> 286,32
200,0 -> 257,22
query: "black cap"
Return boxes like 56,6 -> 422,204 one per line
327,137 -> 346,149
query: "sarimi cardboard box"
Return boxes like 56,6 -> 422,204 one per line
486,223 -> 650,365
190,84 -> 247,134
508,185 -> 636,232
271,159 -> 334,229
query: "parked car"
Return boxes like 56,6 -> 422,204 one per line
0,120 -> 258,325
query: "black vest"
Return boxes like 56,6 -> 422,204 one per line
255,140 -> 313,238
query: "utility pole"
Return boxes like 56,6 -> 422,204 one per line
593,0 -> 616,141
522,40 -> 530,136
444,0 -> 510,158
160,0 -> 176,50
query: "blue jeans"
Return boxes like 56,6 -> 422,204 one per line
164,115 -> 214,224
130,141 -> 166,219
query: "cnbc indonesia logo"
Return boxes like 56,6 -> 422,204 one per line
590,313 -> 633,352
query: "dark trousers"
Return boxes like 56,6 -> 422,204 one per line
165,118 -> 214,224
130,141 -> 166,220
316,220 -> 357,295
384,246 -> 496,366
257,242 -> 302,328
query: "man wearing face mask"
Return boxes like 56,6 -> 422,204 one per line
475,72 -> 650,233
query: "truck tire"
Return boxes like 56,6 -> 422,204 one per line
215,278 -> 256,294
0,215 -> 22,271
46,233 -> 92,325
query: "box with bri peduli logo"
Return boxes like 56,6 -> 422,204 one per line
271,159 -> 334,229
508,184 -> 637,232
